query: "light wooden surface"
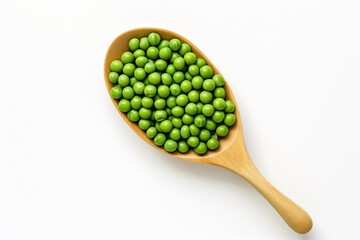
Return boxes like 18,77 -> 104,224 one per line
104,27 -> 313,234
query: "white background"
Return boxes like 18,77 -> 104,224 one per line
1,0 -> 360,239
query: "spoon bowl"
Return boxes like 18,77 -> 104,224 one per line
104,28 -> 313,234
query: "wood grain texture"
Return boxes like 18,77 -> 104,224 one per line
104,27 -> 312,234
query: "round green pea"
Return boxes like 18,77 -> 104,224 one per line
207,138 -> 219,150
194,114 -> 206,128
216,125 -> 229,137
184,52 -> 197,65
166,96 -> 177,108
133,49 -> 145,58
135,56 -> 148,67
178,141 -> 189,153
196,102 -> 204,114
187,136 -> 199,148
141,97 -> 154,108
122,86 -> 134,99
127,110 -> 140,122
148,32 -> 161,46
147,46 -> 159,60
171,106 -> 184,117
191,76 -> 203,89
182,114 -> 194,125
154,98 -> 166,109
203,79 -> 216,91
159,47 -> 172,60
189,124 -> 200,136
194,142 -> 207,155
188,65 -> 199,76
155,59 -> 167,71
148,72 -> 161,85
170,84 -> 181,96
144,85 -> 157,97
188,90 -> 200,103
173,71 -> 185,84
158,40 -> 169,49
109,72 -> 119,84
181,80 -> 192,93
110,60 -> 123,73
185,72 -> 193,80
138,119 -> 151,130
202,104 -> 214,117
214,87 -> 226,98
157,85 -> 169,98
130,96 -> 142,110
170,52 -> 181,63
144,62 -> 156,73
146,127 -> 157,138
172,117 -> 183,128
169,38 -> 181,51
179,43 -> 191,56
185,103 -> 197,115
154,133 -> 166,146
160,120 -> 173,133
139,37 -> 150,50
174,57 -> 185,70
225,100 -> 235,113
139,107 -> 152,119
164,139 -> 178,152
110,85 -> 122,99
200,65 -> 213,79
118,99 -> 131,112
166,64 -> 176,75
134,68 -> 146,80
200,91 -> 213,104
128,38 -> 140,51
176,94 -> 189,107
133,82 -> 145,95
154,110 -> 167,122
212,111 -> 225,123
224,113 -> 236,126
121,51 -> 134,64
161,73 -> 173,85
180,125 -> 190,139
213,98 -> 226,110
130,77 -> 137,87
199,129 -> 211,142
123,63 -> 136,76
169,128 -> 181,141
213,74 -> 225,87
196,58 -> 206,68
205,119 -> 217,131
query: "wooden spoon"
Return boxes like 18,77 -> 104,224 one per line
104,28 -> 313,234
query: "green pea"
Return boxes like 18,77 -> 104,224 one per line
130,96 -> 142,110
121,51 -> 134,64
214,87 -> 226,98
110,85 -> 122,99
175,95 -> 188,108
122,86 -> 134,99
196,58 -> 206,68
179,43 -> 191,56
165,107 -> 171,116
180,125 -> 190,139
213,98 -> 226,110
128,38 -> 140,51
155,59 -> 167,71
147,46 -> 159,60
130,77 -> 137,87
185,72 -> 193,80
202,104 -> 214,117
127,110 -> 140,122
166,96 -> 176,108
135,56 -> 148,67
212,74 -> 225,87
158,85 -> 170,98
182,114 -> 194,125
187,136 -> 199,148
170,52 -> 181,63
173,71 -> 185,84
194,115 -> 206,128
141,97 -> 154,108
184,52 -> 197,65
224,113 -> 236,126
154,98 -> 166,109
148,32 -> 161,46
172,117 -> 183,128
170,128 -> 181,141
169,38 -> 182,51
191,76 -> 203,89
166,64 -> 176,75
158,40 -> 169,49
159,47 -> 172,60
203,79 -> 216,91
174,57 -> 185,70
178,141 -> 189,153
139,107 -> 152,119
205,119 -> 217,131
146,127 -> 157,138
188,90 -> 200,103
139,37 -> 150,50
138,119 -> 151,130
207,138 -> 219,150
216,125 -> 229,137
110,60 -> 123,73
117,74 -> 130,88
189,124 -> 200,136
200,65 -> 213,79
144,85 -> 157,97
154,110 -> 167,122
144,62 -> 156,73
225,100 -> 235,113
181,80 -> 192,93
134,68 -> 146,80
161,73 -> 173,85
148,72 -> 161,85
133,82 -> 145,95
160,120 -> 173,133
194,142 -> 207,155
185,103 -> 197,115
109,72 -> 119,84
196,102 -> 204,114
188,65 -> 199,76
118,99 -> 131,112
154,133 -> 166,146
155,122 -> 162,133
133,49 -> 145,58
212,111 -> 225,123
199,129 -> 211,142
164,139 -> 178,152
170,84 -> 181,96
171,106 -> 185,117
200,91 -> 213,104
123,63 -> 136,76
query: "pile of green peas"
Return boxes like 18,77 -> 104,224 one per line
108,32 -> 236,154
